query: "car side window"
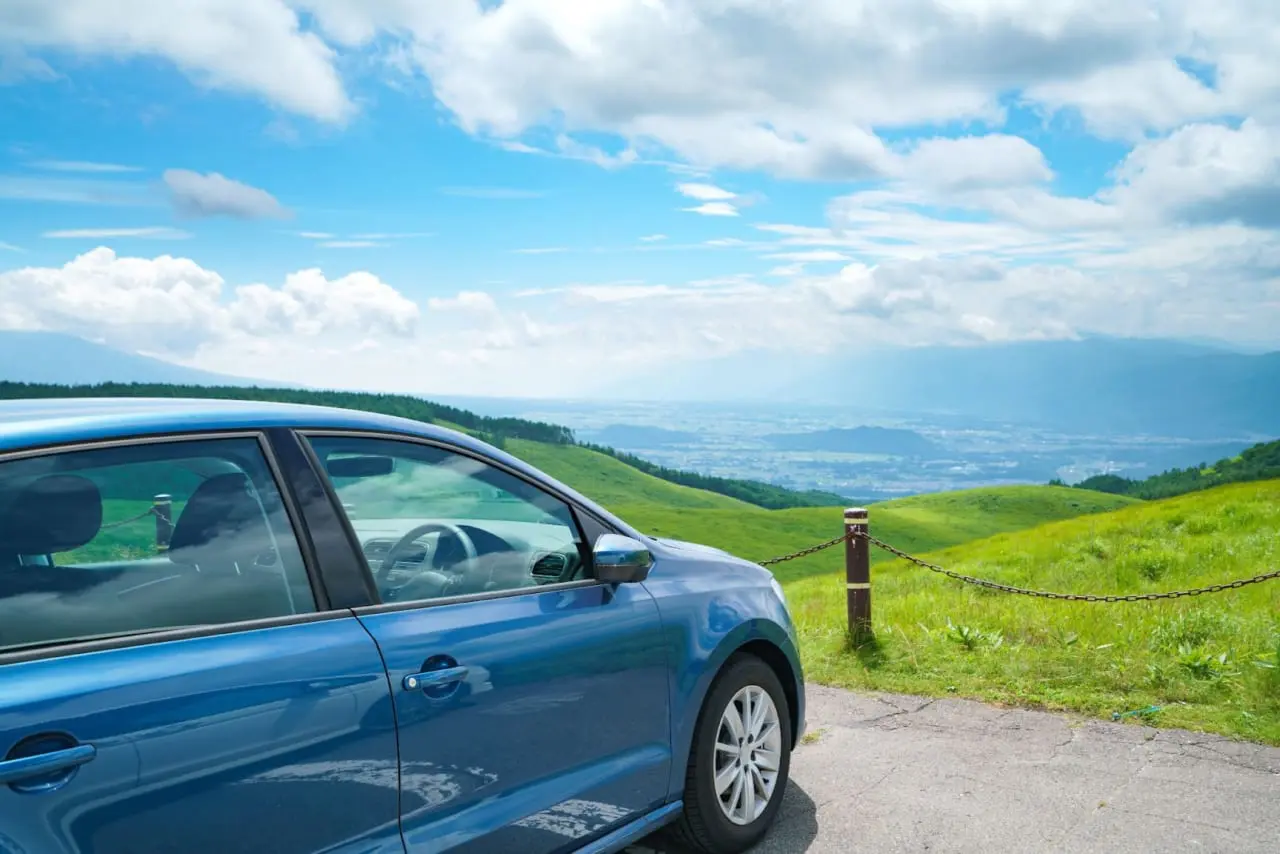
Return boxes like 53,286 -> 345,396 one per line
306,436 -> 589,604
0,437 -> 315,654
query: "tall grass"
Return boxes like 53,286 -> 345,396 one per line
785,480 -> 1280,743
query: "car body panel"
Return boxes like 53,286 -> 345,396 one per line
352,581 -> 671,854
638,538 -> 806,797
0,617 -> 402,854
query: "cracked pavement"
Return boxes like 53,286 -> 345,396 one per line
628,683 -> 1280,853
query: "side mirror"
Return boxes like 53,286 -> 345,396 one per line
592,534 -> 653,584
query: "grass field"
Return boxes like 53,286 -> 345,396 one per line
506,439 -> 753,511
785,480 -> 1280,744
624,486 -> 1137,578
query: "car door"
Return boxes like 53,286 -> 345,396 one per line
0,434 -> 402,854
302,432 -> 672,854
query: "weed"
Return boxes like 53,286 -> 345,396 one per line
1151,610 -> 1235,652
1176,645 -> 1239,681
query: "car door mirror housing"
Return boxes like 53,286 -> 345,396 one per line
592,534 -> 653,584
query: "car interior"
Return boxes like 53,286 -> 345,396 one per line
0,467 -> 313,653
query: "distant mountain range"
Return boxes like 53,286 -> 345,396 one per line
0,331 -> 265,386
621,336 -> 1280,439
4,331 -> 1278,441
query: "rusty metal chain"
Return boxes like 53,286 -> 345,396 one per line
756,528 -> 1279,600
859,532 -> 1280,601
757,531 -> 854,566
99,506 -> 158,530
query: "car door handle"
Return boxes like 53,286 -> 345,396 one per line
0,744 -> 97,785
403,666 -> 469,691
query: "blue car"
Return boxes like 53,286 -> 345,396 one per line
0,398 -> 804,854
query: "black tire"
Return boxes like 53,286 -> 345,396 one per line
669,653 -> 793,853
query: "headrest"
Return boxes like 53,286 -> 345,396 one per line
169,473 -> 275,565
0,474 -> 103,555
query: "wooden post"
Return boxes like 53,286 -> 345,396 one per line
153,494 -> 173,551
844,507 -> 871,642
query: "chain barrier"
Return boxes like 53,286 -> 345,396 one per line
757,531 -> 854,567
99,507 -> 158,530
757,530 -> 1280,601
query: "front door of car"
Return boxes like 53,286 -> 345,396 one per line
0,435 -> 402,854
304,434 -> 672,854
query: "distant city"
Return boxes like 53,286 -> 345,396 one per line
436,396 -> 1259,503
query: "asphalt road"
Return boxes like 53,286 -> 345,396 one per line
630,684 -> 1280,853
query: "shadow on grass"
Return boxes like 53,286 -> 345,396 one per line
629,781 -> 819,853
850,632 -> 886,670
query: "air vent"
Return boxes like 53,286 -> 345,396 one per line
531,553 -> 568,578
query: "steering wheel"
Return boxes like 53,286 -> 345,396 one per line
377,522 -> 479,588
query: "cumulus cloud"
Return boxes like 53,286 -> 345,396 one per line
163,169 -> 290,220
1,0 -> 352,121
0,247 -> 418,356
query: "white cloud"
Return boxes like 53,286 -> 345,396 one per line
2,0 -> 352,121
0,241 -> 21,252
163,169 -> 289,220
766,250 -> 851,263
896,135 -> 1054,191
43,227 -> 190,239
0,247 -> 417,357
298,231 -> 334,239
279,0 -> 1269,179
683,202 -> 739,217
1106,119 -> 1280,229
427,291 -> 498,313
2,240 -> 1277,398
639,234 -> 667,242
320,240 -> 382,248
677,183 -> 737,202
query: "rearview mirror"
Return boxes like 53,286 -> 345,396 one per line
326,455 -> 395,477
592,534 -> 653,584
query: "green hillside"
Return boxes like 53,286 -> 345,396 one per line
603,486 -> 1138,582
788,480 -> 1280,743
1073,436 -> 1280,500
505,439 -> 753,511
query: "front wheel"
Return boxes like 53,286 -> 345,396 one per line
671,654 -> 793,853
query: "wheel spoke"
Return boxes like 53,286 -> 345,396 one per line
715,740 -> 738,754
727,770 -> 746,819
735,768 -> 753,821
722,701 -> 746,743
715,760 -> 739,796
755,747 -> 780,771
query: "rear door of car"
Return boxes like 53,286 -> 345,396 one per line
299,431 -> 673,854
0,432 -> 402,854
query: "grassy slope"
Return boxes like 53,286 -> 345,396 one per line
506,439 -> 753,511
505,438 -> 1139,579
787,480 -> 1280,744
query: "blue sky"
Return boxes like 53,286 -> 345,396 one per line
1,1 -> 1278,397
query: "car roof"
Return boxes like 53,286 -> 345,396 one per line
0,396 -> 470,453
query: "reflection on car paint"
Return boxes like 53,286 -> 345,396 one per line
513,798 -> 634,840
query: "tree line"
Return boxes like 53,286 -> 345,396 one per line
1067,438 -> 1280,500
